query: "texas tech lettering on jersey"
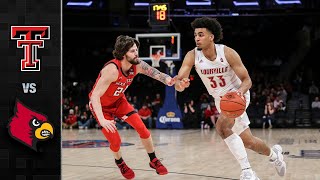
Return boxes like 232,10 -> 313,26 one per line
11,26 -> 50,72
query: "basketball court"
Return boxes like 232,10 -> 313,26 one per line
62,33 -> 320,180
62,128 -> 320,180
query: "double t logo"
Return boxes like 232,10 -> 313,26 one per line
11,26 -> 50,72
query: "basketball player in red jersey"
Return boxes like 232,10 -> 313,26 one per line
89,35 -> 175,179
175,17 -> 286,180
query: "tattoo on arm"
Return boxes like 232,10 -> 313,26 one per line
140,61 -> 170,85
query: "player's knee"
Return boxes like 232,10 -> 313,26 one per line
126,113 -> 150,138
103,131 -> 121,152
216,127 -> 231,139
109,139 -> 122,152
216,119 -> 233,139
215,125 -> 224,137
136,125 -> 150,139
217,128 -> 233,139
110,144 -> 121,152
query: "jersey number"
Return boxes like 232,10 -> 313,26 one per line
113,85 -> 128,96
208,76 -> 226,88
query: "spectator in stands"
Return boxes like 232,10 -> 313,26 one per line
309,81 -> 319,101
68,97 -> 74,108
152,93 -> 162,107
74,105 -> 81,121
62,109 -> 78,129
138,103 -> 153,129
277,100 -> 286,112
115,116 -> 131,130
144,95 -> 152,108
125,92 -> 132,102
309,81 -> 319,95
183,100 -> 198,129
311,96 -> 320,109
131,103 -> 138,112
273,96 -> 282,110
132,96 -> 140,110
151,93 -> 162,118
277,84 -> 287,103
259,89 -> 269,107
63,98 -> 70,119
84,103 -> 98,128
203,103 -> 219,128
199,92 -> 210,102
78,111 -> 94,129
115,104 -> 135,130
200,98 -> 210,111
262,100 -> 275,129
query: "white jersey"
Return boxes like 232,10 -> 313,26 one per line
194,44 -> 243,98
194,44 -> 251,135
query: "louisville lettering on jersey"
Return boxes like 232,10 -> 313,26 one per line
200,67 -> 228,75
11,26 -> 50,72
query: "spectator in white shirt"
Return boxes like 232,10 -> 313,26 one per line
311,97 -> 320,109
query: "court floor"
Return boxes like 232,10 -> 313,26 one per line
62,128 -> 320,180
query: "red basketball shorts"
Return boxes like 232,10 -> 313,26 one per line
89,96 -> 150,152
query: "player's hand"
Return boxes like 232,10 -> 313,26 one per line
178,78 -> 190,89
99,119 -> 117,133
230,89 -> 245,101
165,76 -> 176,86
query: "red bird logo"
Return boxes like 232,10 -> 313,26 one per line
7,99 -> 54,151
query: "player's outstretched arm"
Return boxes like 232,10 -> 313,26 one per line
137,60 -> 175,86
175,50 -> 195,92
89,64 -> 118,133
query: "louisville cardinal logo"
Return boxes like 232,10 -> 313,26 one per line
7,99 -> 54,151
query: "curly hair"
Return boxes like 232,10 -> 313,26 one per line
191,17 -> 223,43
112,35 -> 140,60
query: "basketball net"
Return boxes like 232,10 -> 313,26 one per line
165,60 -> 175,75
151,54 -> 161,67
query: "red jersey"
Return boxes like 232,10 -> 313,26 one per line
138,108 -> 152,117
89,59 -> 137,107
204,106 -> 219,119
65,114 -> 77,124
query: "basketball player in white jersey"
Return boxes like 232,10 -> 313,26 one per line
175,17 -> 286,180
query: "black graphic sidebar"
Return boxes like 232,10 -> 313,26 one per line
0,0 -> 61,179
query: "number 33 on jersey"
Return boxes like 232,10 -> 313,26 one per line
194,44 -> 242,98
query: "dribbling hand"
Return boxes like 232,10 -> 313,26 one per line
230,89 -> 245,101
99,119 -> 117,133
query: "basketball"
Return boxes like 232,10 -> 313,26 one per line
220,92 -> 246,118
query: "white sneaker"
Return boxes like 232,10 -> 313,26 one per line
270,144 -> 286,176
240,169 -> 260,180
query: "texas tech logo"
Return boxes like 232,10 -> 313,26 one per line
11,26 -> 50,72
7,99 -> 54,151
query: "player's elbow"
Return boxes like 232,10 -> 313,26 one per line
243,76 -> 252,88
90,93 -> 100,102
248,77 -> 252,88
